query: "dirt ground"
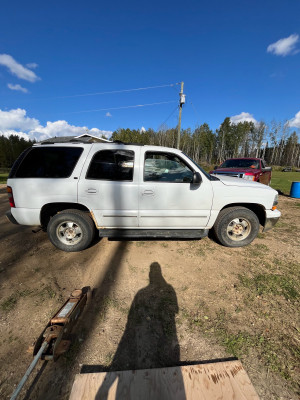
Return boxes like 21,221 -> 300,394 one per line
0,183 -> 299,400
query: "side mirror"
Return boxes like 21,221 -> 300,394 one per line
192,172 -> 202,185
263,166 -> 272,171
214,166 -> 218,170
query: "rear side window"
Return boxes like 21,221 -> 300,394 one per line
86,150 -> 134,181
8,147 -> 32,178
13,147 -> 83,178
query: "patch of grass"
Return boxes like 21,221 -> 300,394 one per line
98,295 -> 129,316
257,232 -> 266,239
180,303 -> 299,384
0,173 -> 8,184
1,289 -> 34,312
160,242 -> 169,248
99,296 -> 119,312
104,351 -> 114,366
274,221 -> 288,228
8,335 -> 19,343
246,243 -> 269,258
270,171 -> 300,195
1,293 -> 19,311
126,260 -> 137,273
255,243 -> 269,251
37,285 -> 56,301
19,289 -> 34,297
196,247 -> 206,257
136,241 -> 146,247
223,331 -> 255,357
239,273 -> 298,301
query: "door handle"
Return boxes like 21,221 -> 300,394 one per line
142,190 -> 154,196
86,188 -> 97,194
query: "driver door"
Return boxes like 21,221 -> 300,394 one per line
138,150 -> 213,228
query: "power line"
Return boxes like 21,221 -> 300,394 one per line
52,83 -> 180,99
190,98 -> 201,126
67,100 -> 177,114
157,105 -> 179,131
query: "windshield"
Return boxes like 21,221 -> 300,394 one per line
182,152 -> 212,180
219,159 -> 260,169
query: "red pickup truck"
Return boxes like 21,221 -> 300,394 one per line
209,158 -> 272,185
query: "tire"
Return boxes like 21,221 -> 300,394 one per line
47,209 -> 95,252
212,207 -> 260,247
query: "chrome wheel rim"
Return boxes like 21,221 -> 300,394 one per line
56,221 -> 82,245
226,217 -> 251,241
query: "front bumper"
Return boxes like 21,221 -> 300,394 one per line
263,209 -> 281,232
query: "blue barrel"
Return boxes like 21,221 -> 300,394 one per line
290,181 -> 300,198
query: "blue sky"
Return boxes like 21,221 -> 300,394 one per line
0,0 -> 299,140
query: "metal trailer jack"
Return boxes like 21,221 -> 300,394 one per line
10,287 -> 91,400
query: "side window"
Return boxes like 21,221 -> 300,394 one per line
14,147 -> 83,178
86,149 -> 134,181
144,152 -> 193,183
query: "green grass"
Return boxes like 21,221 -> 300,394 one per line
0,173 -> 8,184
239,273 -> 299,301
1,289 -> 34,312
270,171 -> 300,195
0,168 -> 9,183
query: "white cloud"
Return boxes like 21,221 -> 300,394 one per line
0,108 -> 112,141
267,34 -> 299,56
0,109 -> 39,131
140,126 -> 146,133
105,112 -> 112,117
26,63 -> 38,69
0,54 -> 40,82
7,83 -> 28,93
29,120 -> 113,141
0,129 -> 30,141
287,111 -> 300,128
230,112 -> 258,125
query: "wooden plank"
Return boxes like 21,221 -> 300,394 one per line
69,360 -> 260,400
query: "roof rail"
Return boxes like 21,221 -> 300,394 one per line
39,138 -> 145,146
112,140 -> 144,146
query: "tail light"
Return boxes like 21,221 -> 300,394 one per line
7,186 -> 15,208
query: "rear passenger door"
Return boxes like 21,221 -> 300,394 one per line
78,146 -> 140,228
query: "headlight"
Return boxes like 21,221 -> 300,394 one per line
273,194 -> 278,206
244,174 -> 255,181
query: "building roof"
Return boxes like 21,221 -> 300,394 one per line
40,133 -> 112,144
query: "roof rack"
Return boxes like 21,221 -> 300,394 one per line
39,138 -> 145,146
112,140 -> 144,146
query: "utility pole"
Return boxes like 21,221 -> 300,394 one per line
176,81 -> 185,149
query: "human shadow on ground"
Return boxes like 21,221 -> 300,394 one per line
94,262 -> 185,400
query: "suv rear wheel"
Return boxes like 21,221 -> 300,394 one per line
213,206 -> 260,247
47,209 -> 95,252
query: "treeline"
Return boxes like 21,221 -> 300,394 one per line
0,135 -> 35,168
0,117 -> 299,168
112,118 -> 300,167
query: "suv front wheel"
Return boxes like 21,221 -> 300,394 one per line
213,206 -> 260,247
47,209 -> 95,252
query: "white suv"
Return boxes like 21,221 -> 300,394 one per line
6,140 -> 281,252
